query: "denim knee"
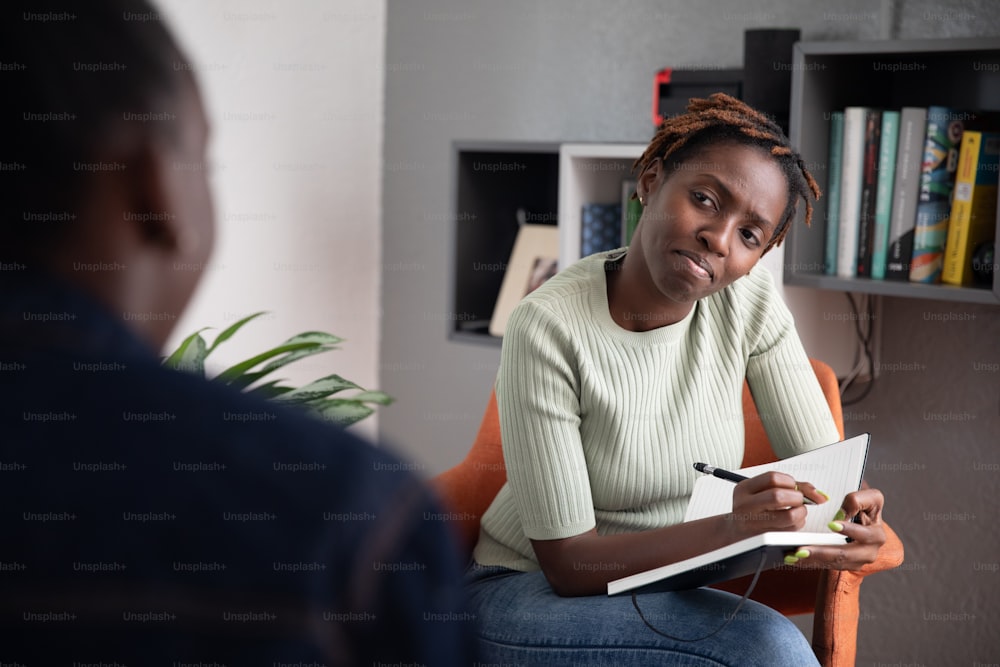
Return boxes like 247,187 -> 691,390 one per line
465,568 -> 819,666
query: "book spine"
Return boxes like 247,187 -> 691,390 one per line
909,106 -> 965,284
941,131 -> 981,286
941,132 -> 1000,286
581,203 -> 622,257
886,107 -> 928,280
856,109 -> 882,277
871,111 -> 900,280
824,111 -> 844,276
836,107 -> 867,279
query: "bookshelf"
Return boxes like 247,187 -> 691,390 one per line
450,141 -> 559,345
785,38 -> 1000,305
450,141 -> 641,344
451,41 -> 1000,346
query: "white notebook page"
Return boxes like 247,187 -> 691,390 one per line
684,433 -> 870,532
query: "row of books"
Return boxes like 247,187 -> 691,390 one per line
825,106 -> 999,287
580,179 -> 644,256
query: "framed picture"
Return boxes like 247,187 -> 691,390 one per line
489,223 -> 559,337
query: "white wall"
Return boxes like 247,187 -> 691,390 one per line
158,0 -> 386,440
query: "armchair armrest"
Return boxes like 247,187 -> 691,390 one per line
812,521 -> 904,667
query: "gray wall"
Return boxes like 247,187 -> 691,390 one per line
853,298 -> 1000,663
381,0 -> 1000,662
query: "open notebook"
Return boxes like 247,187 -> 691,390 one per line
607,433 -> 870,596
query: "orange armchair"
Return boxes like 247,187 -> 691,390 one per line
432,358 -> 904,667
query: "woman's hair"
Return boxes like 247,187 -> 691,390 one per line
633,93 -> 820,254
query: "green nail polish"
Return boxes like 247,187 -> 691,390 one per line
828,521 -> 844,532
784,555 -> 799,565
834,509 -> 846,521
795,549 -> 810,559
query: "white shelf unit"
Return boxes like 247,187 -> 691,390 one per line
558,143 -> 645,268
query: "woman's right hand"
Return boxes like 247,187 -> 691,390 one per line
726,471 -> 827,540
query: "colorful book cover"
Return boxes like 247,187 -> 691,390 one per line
836,107 -> 868,278
823,111 -> 844,276
909,106 -> 966,283
871,111 -> 900,280
856,109 -> 882,277
941,131 -> 1000,286
886,107 -> 928,280
581,203 -> 622,256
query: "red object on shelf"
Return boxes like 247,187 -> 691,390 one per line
651,68 -> 672,126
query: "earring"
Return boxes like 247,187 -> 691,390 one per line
638,196 -> 645,206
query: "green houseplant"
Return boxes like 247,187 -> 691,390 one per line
162,312 -> 391,426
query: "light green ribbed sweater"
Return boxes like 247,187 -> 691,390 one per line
472,250 -> 841,572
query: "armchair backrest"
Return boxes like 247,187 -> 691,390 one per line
432,389 -> 506,556
741,357 -> 845,466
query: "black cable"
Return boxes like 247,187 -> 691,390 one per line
841,293 -> 876,406
630,551 -> 768,642
845,293 -> 875,405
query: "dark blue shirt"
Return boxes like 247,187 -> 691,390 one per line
0,272 -> 478,666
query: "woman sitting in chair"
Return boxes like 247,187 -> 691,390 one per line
466,93 -> 888,666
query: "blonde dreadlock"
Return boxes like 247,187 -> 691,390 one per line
633,93 -> 820,253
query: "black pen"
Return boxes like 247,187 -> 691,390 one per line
693,462 -> 817,505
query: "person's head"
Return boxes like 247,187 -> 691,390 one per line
634,93 -> 819,256
629,93 -> 819,306
3,0 -> 214,348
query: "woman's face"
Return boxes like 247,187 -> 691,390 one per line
634,142 -> 788,306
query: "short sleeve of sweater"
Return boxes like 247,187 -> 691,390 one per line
738,266 -> 842,458
495,297 -> 597,541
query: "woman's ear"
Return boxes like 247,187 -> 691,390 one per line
636,157 -> 663,206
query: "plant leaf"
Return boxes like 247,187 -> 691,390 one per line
165,332 -> 210,375
162,328 -> 211,371
245,379 -> 295,399
206,311 -> 269,356
236,331 -> 344,384
163,318 -> 383,425
254,344 -> 336,378
312,399 -> 374,427
274,374 -> 361,403
281,331 -> 344,347
214,341 -> 325,385
347,390 -> 394,406
224,370 -> 273,391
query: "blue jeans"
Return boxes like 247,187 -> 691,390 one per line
465,564 -> 820,666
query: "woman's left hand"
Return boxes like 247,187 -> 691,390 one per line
787,485 -> 886,570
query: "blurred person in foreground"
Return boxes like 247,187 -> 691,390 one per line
0,1 -> 477,664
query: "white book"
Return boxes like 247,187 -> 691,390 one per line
607,433 -> 870,596
836,107 -> 869,278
